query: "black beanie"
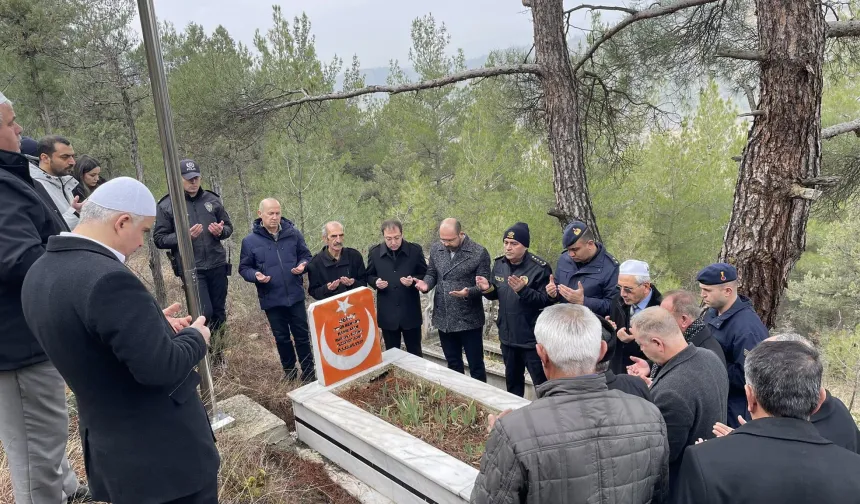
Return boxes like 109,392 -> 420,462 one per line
503,222 -> 530,248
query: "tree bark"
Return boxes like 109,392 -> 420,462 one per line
117,55 -> 167,306
531,0 -> 599,235
235,156 -> 254,233
719,0 -> 825,328
30,67 -> 54,134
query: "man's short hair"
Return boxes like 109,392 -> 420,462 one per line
535,304 -> 602,375
577,227 -> 595,244
37,135 -> 71,159
745,341 -> 823,420
381,219 -> 403,234
322,221 -> 343,237
80,201 -> 145,224
631,306 -> 682,340
664,290 -> 703,320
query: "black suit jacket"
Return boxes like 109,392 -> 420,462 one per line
367,240 -> 427,330
21,236 -> 220,504
813,390 -> 860,454
673,417 -> 860,504
608,285 -> 663,374
307,246 -> 368,300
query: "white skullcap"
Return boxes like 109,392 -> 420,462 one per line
88,177 -> 157,217
0,91 -> 9,105
620,259 -> 650,277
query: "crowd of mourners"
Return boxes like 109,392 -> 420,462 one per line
2,90 -> 860,504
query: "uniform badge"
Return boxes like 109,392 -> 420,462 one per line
495,276 -> 505,282
187,161 -> 195,169
507,231 -> 515,239
204,202 -> 214,213
573,228 -> 582,236
720,271 -> 727,282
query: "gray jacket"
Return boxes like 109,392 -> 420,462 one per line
471,374 -> 670,504
650,344 -> 728,492
29,163 -> 79,230
424,235 -> 491,333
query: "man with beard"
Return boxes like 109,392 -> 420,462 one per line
31,135 -> 80,230
307,221 -> 367,300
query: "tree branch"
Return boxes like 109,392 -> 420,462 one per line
572,0 -> 721,73
827,19 -> 860,38
565,4 -> 638,15
822,118 -> 860,140
798,176 -> 841,188
236,64 -> 543,118
716,49 -> 766,61
738,110 -> 765,117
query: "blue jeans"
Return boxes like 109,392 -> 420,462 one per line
438,328 -> 487,382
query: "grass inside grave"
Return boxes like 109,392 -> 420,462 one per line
336,367 -> 493,468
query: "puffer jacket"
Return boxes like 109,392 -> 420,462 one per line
29,163 -> 79,230
423,235 -> 492,333
471,374 -> 669,504
239,218 -> 313,310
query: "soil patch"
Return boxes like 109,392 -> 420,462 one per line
336,368 -> 493,468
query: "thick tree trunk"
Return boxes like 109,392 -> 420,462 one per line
235,157 -> 254,233
30,67 -> 53,134
719,0 -> 825,328
531,0 -> 599,237
119,69 -> 167,306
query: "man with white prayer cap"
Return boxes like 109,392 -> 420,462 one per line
21,177 -> 221,504
607,259 -> 663,374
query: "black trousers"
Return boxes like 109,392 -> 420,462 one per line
161,477 -> 218,504
438,328 -> 487,382
382,327 -> 423,357
197,265 -> 228,333
265,301 -> 315,382
500,343 -> 547,397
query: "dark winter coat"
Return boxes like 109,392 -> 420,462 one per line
673,417 -> 860,504
239,218 -> 313,310
605,369 -> 652,402
423,235 -> 492,333
813,390 -> 860,454
0,149 -> 67,371
649,344 -> 728,495
482,253 -> 552,348
366,240 -> 427,331
153,189 -> 233,275
307,246 -> 367,300
607,285 -> 663,374
687,323 -> 727,368
704,296 -> 769,427
21,236 -> 220,504
554,244 -> 619,317
471,375 -> 669,504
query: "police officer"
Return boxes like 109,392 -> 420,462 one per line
546,220 -> 619,318
477,223 -> 552,397
153,159 -> 233,361
697,262 -> 768,428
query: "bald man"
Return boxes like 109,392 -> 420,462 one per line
239,198 -> 315,382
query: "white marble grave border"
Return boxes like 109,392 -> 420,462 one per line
289,348 -> 531,504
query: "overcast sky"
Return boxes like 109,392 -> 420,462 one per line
143,0 -> 619,69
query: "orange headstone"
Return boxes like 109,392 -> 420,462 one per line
308,287 -> 383,386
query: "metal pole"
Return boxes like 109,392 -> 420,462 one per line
136,0 -> 219,420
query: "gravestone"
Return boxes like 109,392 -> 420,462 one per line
308,287 -> 383,386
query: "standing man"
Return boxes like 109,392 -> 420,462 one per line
673,341 -> 860,504
476,222 -> 552,396
661,290 -> 726,366
154,159 -> 233,360
546,220 -> 619,317
367,219 -> 428,356
631,307 -> 728,496
0,93 -> 87,503
239,198 -> 315,382
22,177 -> 220,504
697,263 -> 768,427
607,259 -> 663,374
31,135 -> 81,230
416,218 -> 490,382
307,221 -> 367,300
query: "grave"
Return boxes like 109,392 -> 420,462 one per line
290,287 -> 530,504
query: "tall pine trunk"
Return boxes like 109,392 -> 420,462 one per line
531,0 -> 599,237
719,0 -> 825,327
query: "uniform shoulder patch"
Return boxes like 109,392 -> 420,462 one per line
529,253 -> 548,267
604,251 -> 620,266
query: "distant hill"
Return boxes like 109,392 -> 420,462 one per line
335,55 -> 490,90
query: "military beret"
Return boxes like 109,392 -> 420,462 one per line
503,222 -> 530,248
562,221 -> 588,249
696,262 -> 737,285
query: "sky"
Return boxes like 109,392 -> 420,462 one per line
141,0 -> 620,69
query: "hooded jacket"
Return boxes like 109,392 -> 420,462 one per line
29,163 -> 79,230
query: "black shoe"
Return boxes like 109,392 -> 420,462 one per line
68,484 -> 93,503
284,369 -> 299,381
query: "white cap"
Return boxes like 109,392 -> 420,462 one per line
88,177 -> 157,217
0,91 -> 9,105
620,259 -> 650,277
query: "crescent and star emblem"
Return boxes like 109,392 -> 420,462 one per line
321,297 -> 377,371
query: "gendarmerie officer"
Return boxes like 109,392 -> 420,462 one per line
153,159 -> 233,361
477,222 -> 552,397
546,220 -> 619,317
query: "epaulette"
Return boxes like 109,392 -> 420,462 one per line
606,251 -> 620,266
204,189 -> 221,198
157,194 -> 171,204
529,253 -> 548,267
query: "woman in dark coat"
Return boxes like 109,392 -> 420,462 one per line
72,155 -> 106,201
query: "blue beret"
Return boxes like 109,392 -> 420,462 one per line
696,263 -> 737,285
562,221 -> 588,249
